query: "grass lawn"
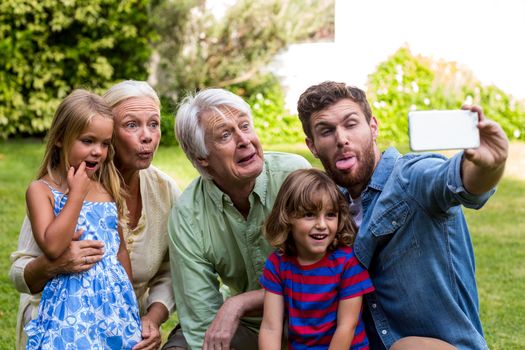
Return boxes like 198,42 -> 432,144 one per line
1,139 -> 524,349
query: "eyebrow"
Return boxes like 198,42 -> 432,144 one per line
313,112 -> 358,128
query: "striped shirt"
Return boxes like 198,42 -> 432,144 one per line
260,246 -> 374,350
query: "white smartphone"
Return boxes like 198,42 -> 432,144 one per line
408,110 -> 480,151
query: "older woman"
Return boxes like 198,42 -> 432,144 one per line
10,81 -> 185,350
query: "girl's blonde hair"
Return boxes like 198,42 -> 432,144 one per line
264,168 -> 356,256
37,89 -> 124,216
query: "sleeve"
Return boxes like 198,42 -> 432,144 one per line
259,252 -> 283,295
339,248 -> 374,300
9,216 -> 42,295
400,152 -> 494,213
168,205 -> 223,350
144,250 -> 175,313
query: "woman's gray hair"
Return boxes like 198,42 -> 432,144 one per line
103,80 -> 160,109
175,88 -> 252,179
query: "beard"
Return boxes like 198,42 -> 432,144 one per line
319,136 -> 376,194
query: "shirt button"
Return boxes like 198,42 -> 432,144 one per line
381,330 -> 388,335
392,220 -> 397,226
372,303 -> 377,309
127,238 -> 134,245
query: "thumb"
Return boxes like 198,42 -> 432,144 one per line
72,229 -> 84,241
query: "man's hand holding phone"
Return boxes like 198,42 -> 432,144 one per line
408,109 -> 480,151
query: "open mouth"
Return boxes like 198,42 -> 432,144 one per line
85,161 -> 98,169
335,156 -> 356,170
237,153 -> 256,164
309,233 -> 329,241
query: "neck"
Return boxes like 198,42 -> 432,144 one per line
213,178 -> 255,219
119,168 -> 140,190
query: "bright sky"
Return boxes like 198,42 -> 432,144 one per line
336,0 -> 525,98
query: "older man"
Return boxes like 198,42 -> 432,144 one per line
168,88 -> 310,350
296,81 -> 509,350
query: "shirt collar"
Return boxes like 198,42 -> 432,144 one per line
367,146 -> 401,191
203,159 -> 269,212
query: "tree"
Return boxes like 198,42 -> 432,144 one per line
151,0 -> 334,102
0,0 -> 155,138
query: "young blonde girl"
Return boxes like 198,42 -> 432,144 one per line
259,169 -> 374,350
24,89 -> 141,349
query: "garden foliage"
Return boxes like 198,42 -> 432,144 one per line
0,0 -> 154,138
367,47 -> 525,148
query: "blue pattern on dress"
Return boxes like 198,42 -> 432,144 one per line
25,184 -> 142,349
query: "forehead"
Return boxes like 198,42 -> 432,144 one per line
311,99 -> 364,124
113,96 -> 159,119
201,106 -> 247,128
81,115 -> 113,135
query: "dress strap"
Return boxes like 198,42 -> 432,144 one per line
38,179 -> 64,194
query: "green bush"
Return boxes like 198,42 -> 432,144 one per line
0,0 -> 155,139
159,96 -> 178,147
366,47 -> 525,148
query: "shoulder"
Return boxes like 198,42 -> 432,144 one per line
141,166 -> 181,199
173,176 -> 205,214
396,152 -> 449,174
331,245 -> 356,259
263,152 -> 311,172
26,179 -> 53,200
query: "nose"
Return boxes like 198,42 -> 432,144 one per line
91,144 -> 102,156
315,215 -> 327,229
235,129 -> 251,148
335,126 -> 349,147
140,125 -> 152,144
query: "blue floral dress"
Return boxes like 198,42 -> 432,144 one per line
25,184 -> 142,349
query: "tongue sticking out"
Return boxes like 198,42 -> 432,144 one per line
336,157 -> 356,170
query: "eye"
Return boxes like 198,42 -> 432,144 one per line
344,120 -> 357,129
149,121 -> 160,129
102,141 -> 111,148
319,127 -> 333,136
125,121 -> 138,129
221,130 -> 232,140
240,122 -> 250,131
81,138 -> 92,144
327,211 -> 338,218
303,212 -> 315,218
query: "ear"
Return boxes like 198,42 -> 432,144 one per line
370,116 -> 379,140
305,137 -> 319,158
196,157 -> 209,168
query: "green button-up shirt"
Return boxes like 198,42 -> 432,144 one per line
168,152 -> 310,349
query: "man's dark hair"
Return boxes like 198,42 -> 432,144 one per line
297,81 -> 373,139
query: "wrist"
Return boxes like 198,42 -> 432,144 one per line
144,303 -> 169,327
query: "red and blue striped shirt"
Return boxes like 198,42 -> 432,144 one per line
260,246 -> 374,350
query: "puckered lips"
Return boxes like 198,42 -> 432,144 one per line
335,152 -> 357,171
137,149 -> 154,160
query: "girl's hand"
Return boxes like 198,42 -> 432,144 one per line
67,162 -> 90,200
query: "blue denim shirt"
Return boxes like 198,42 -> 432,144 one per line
348,147 -> 493,350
